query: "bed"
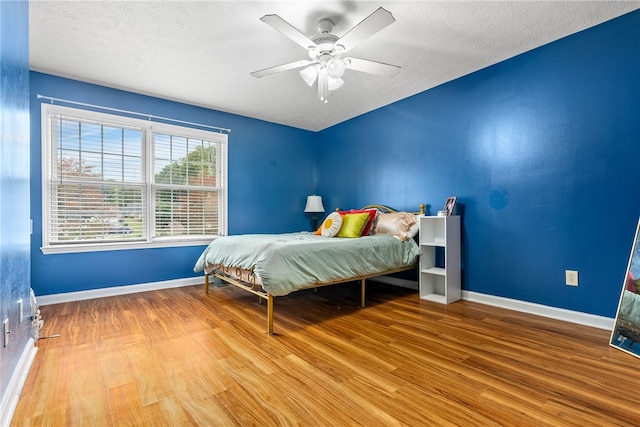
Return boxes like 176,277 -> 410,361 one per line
194,204 -> 425,334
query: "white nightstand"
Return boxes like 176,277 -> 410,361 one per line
418,215 -> 461,304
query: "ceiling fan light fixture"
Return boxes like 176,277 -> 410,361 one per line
299,65 -> 318,86
328,77 -> 344,91
327,58 -> 346,79
318,68 -> 328,103
253,8 -> 399,104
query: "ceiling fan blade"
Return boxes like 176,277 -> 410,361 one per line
344,57 -> 400,78
336,8 -> 395,52
260,14 -> 317,50
251,60 -> 315,78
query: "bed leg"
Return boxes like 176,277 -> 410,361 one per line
361,279 -> 366,308
267,294 -> 274,335
204,274 -> 209,295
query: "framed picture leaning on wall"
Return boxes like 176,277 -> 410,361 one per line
444,196 -> 457,216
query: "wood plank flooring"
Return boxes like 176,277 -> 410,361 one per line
11,282 -> 640,426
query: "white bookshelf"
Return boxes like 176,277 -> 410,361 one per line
418,215 -> 461,304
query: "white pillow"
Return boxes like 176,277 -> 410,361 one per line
372,211 -> 418,241
407,215 -> 420,239
320,212 -> 343,237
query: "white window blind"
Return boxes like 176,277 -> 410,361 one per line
41,104 -> 227,253
153,132 -> 221,238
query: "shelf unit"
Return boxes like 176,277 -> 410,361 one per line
418,215 -> 461,304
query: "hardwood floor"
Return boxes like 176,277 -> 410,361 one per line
11,282 -> 640,426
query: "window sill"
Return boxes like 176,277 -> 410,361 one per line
40,237 -> 217,255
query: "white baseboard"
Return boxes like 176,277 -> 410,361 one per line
462,290 -> 615,330
0,338 -> 38,427
35,276 -> 615,331
37,276 -> 203,306
368,279 -> 613,330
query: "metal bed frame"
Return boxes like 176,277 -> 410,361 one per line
204,264 -> 417,334
202,203 -> 425,334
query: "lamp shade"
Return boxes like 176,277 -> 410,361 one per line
299,65 -> 318,86
327,58 -> 346,79
304,195 -> 325,213
328,77 -> 344,91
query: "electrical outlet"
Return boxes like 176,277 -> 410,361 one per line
566,270 -> 579,286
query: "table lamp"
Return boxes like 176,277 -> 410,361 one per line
304,195 -> 325,231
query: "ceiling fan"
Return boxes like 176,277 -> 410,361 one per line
250,7 -> 400,104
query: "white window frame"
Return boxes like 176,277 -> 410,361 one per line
41,104 -> 228,254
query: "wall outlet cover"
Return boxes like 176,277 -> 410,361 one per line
566,270 -> 579,286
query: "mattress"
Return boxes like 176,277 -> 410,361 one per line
194,232 -> 419,296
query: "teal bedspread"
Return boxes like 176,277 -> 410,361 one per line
194,232 -> 419,296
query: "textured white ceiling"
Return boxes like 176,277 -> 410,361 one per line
29,1 -> 639,132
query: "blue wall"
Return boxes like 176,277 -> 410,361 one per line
317,11 -> 640,318
30,73 -> 317,295
29,11 -> 640,320
1,0 -> 31,412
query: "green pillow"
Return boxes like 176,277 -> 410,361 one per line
337,213 -> 371,238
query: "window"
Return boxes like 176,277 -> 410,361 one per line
41,104 -> 227,253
